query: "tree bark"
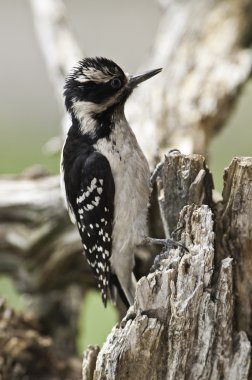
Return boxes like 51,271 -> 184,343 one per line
216,157 -> 252,342
82,154 -> 252,380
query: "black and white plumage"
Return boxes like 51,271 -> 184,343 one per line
61,57 -> 162,306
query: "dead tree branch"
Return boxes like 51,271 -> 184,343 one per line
30,0 -> 252,161
30,0 -> 82,102
0,174 -> 90,354
128,0 -> 252,162
82,154 -> 252,380
30,0 -> 82,148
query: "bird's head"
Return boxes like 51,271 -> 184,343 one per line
64,57 -> 162,126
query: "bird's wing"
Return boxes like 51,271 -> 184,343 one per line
72,151 -> 115,306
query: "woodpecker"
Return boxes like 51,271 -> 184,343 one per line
61,57 -> 162,307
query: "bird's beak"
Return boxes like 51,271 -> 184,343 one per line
128,67 -> 162,88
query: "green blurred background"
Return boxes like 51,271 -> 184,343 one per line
0,0 -> 251,355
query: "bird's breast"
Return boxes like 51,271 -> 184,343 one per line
94,121 -> 150,193
94,121 -> 150,250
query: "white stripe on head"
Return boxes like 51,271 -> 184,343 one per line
75,67 -> 119,83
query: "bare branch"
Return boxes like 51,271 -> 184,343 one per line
30,0 -> 82,102
30,0 -> 82,140
127,0 -> 252,163
0,174 -> 90,353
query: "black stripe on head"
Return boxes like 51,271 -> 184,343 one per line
74,80 -> 123,104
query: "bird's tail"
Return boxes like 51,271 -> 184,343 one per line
109,273 -> 130,308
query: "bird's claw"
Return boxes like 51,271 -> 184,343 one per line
150,160 -> 164,187
164,238 -> 189,253
149,237 -> 188,273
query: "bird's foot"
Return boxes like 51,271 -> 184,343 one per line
150,250 -> 172,273
150,160 -> 164,187
147,236 -> 188,273
120,305 -> 136,328
144,229 -> 189,273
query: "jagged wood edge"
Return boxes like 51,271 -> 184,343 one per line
85,204 -> 251,380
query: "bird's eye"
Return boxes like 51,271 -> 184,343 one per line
110,78 -> 122,89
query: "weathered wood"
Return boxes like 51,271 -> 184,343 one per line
216,157 -> 252,341
158,151 -> 213,236
82,154 -> 252,379
0,174 -> 89,291
89,204 -> 250,380
0,173 -> 90,354
82,346 -> 100,380
128,0 -> 252,163
0,298 -> 81,380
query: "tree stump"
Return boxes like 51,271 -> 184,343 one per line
82,154 -> 252,380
